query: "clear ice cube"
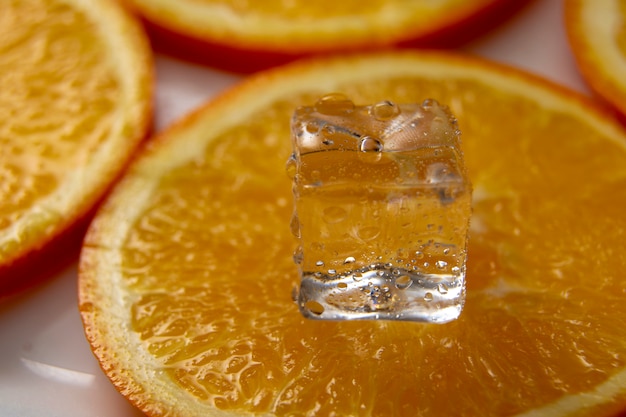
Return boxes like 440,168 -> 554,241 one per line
288,94 -> 472,323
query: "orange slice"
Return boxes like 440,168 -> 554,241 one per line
565,0 -> 626,118
0,0 -> 152,295
79,51 -> 626,416
123,0 -> 531,72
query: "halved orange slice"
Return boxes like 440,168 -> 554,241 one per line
0,0 -> 153,295
80,51 -> 626,416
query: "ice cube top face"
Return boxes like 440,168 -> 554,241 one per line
292,94 -> 463,159
288,94 -> 472,323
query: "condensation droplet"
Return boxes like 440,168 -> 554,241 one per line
395,275 -> 412,290
293,246 -> 303,264
424,292 -> 434,301
356,226 -> 380,241
436,260 -> 448,269
359,136 -> 384,153
369,100 -> 400,120
320,124 -> 336,136
344,256 -> 356,264
316,260 -> 325,267
337,282 -> 348,290
285,154 -> 297,179
305,121 -> 320,134
358,136 -> 384,164
437,283 -> 449,294
290,214 -> 301,238
304,300 -> 325,315
422,98 -> 439,109
328,269 -> 337,276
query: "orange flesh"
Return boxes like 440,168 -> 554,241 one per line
119,75 -> 626,415
0,0 -> 119,237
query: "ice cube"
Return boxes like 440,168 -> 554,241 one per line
288,94 -> 472,323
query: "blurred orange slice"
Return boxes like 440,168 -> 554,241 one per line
124,0 -> 531,72
80,51 -> 626,416
0,0 -> 152,295
565,0 -> 626,118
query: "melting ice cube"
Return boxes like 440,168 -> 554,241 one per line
287,94 -> 472,323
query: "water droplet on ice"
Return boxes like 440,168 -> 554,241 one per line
285,154 -> 297,179
344,256 -> 356,264
369,100 -> 400,120
359,136 -> 384,153
305,121 -> 320,134
395,275 -> 412,290
304,300 -> 325,315
290,214 -> 301,238
422,98 -> 439,109
356,226 -> 380,241
293,246 -> 303,264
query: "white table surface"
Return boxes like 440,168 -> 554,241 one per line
0,0 -> 593,415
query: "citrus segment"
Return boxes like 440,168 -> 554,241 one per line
79,51 -> 626,416
565,0 -> 626,118
124,0 -> 531,72
0,0 -> 152,294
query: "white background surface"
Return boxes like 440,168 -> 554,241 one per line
0,0 -> 593,415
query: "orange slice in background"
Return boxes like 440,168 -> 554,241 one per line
0,0 -> 152,296
79,51 -> 626,416
565,0 -> 626,119
123,0 -> 532,72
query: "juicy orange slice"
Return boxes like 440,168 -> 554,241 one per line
79,51 -> 626,416
565,0 -> 626,118
124,0 -> 531,72
0,0 -> 152,295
